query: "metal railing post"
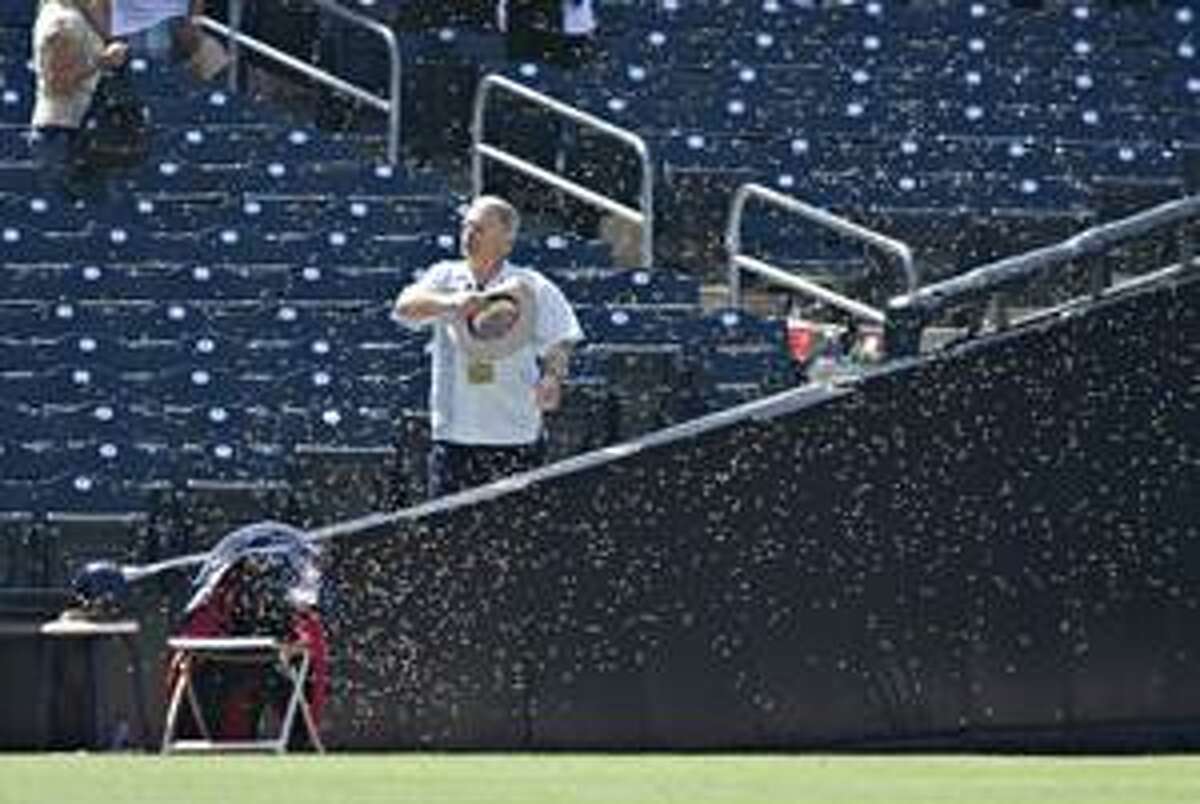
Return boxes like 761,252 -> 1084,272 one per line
227,0 -> 242,92
726,183 -> 917,324
384,26 -> 401,166
885,194 -> 1200,354
197,0 -> 402,164
639,148 -> 655,269
471,74 -> 655,267
471,79 -> 487,201
890,195 -> 1200,315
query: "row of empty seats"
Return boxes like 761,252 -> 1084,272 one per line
0,6 -> 853,523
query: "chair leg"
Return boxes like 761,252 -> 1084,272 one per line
297,694 -> 325,753
184,674 -> 212,741
290,649 -> 324,753
274,651 -> 310,754
162,654 -> 215,753
160,658 -> 190,753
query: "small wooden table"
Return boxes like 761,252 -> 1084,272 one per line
0,617 -> 149,750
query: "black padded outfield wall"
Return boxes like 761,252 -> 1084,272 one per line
322,275 -> 1200,749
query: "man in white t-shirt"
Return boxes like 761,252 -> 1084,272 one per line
394,195 -> 584,498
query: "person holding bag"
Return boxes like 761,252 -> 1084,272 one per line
29,0 -> 130,198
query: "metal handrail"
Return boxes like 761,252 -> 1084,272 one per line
726,183 -> 918,325
196,0 -> 402,164
884,194 -> 1200,357
471,74 -> 655,267
890,194 -> 1200,314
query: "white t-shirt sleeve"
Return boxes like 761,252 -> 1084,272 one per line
392,260 -> 456,330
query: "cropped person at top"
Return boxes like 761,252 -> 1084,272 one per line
30,0 -> 129,196
498,0 -> 598,68
119,0 -> 229,81
394,195 -> 584,498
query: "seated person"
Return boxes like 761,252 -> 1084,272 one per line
166,521 -> 328,747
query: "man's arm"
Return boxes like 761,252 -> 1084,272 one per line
393,284 -> 479,323
41,28 -> 128,97
541,340 -> 573,382
534,339 -> 575,412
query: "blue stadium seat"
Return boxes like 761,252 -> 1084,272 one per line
0,125 -> 31,161
123,155 -> 237,196
950,138 -> 1065,179
1072,142 -> 1188,187
511,233 -> 613,269
251,403 -> 397,451
1051,104 -> 1147,145
4,364 -> 123,407
1157,72 -> 1200,118
176,402 -> 265,449
282,160 -> 449,201
201,225 -> 314,266
63,300 -> 217,342
977,174 -> 1091,218
0,85 -> 32,125
0,479 -> 40,518
342,371 -> 426,413
318,195 -> 459,238
150,87 -> 268,126
595,267 -> 700,307
660,131 -> 767,175
30,400 -> 142,444
134,262 -> 291,301
543,267 -> 622,307
0,438 -> 62,487
690,308 -> 783,347
53,437 -> 174,489
112,194 -> 228,232
281,264 -> 392,302
178,438 -> 291,485
3,225 -> 85,264
339,304 -> 428,375
34,471 -> 150,516
151,363 -> 252,406
234,195 -> 334,235
205,301 -> 336,348
94,337 -> 189,374
0,5 -> 34,25
701,342 -> 795,390
578,305 -> 691,345
762,134 -> 866,178
5,190 -> 110,234
158,122 -> 364,167
126,56 -> 196,102
1,263 -> 97,302
157,124 -> 249,165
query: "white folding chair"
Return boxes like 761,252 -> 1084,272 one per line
161,636 -> 324,754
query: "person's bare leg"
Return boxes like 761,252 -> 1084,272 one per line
173,0 -> 209,58
176,12 -> 201,56
175,0 -> 230,81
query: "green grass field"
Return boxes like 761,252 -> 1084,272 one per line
2,754 -> 1200,804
